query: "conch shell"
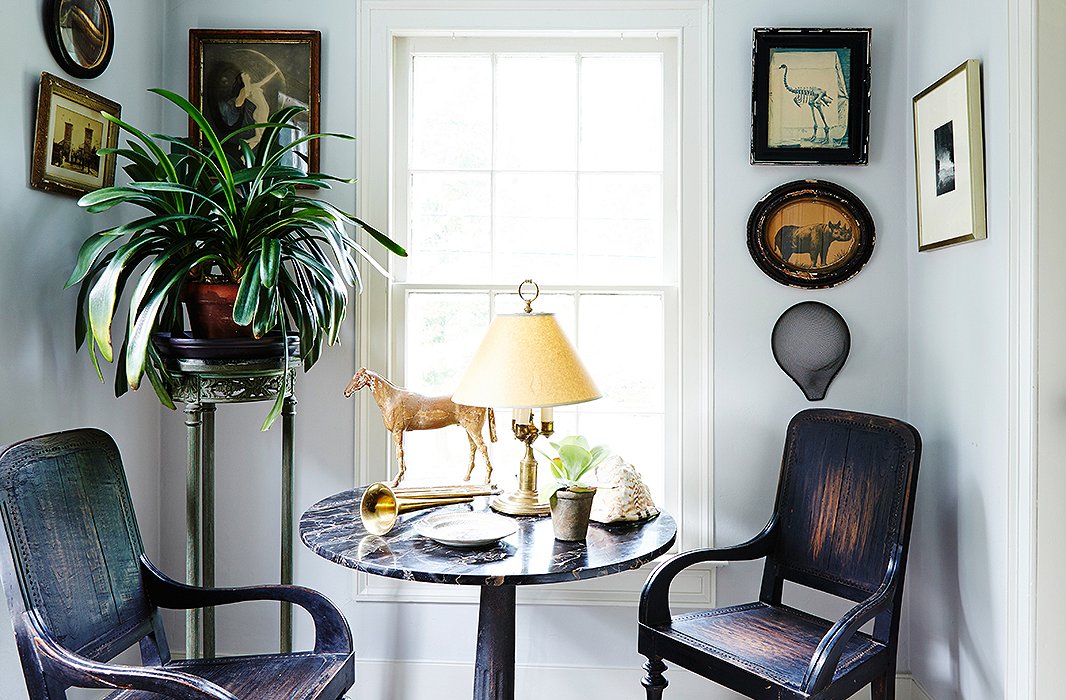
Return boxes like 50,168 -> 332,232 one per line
589,455 -> 659,523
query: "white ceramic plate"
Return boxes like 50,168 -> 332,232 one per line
414,511 -> 517,547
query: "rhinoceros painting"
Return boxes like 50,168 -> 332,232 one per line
773,220 -> 853,268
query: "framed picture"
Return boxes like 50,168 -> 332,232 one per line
751,28 -> 871,165
30,72 -> 120,197
189,29 -> 321,172
912,59 -> 986,251
747,179 -> 875,289
44,0 -> 115,79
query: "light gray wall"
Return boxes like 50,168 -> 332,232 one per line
0,1 -> 165,698
905,1 -> 1011,698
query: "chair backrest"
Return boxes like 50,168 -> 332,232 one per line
763,409 -> 921,606
0,429 -> 164,670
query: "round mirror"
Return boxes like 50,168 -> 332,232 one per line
46,0 -> 114,79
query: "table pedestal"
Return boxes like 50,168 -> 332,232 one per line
473,586 -> 516,700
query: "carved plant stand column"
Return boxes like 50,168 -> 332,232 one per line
165,352 -> 299,660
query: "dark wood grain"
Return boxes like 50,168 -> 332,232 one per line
0,428 -> 354,700
638,409 -> 921,700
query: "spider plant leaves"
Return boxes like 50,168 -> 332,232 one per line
125,253 -> 214,389
71,87 -> 406,418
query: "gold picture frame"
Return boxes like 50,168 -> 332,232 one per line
31,72 -> 120,197
912,59 -> 987,251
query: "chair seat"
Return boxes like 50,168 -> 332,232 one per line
653,602 -> 885,692
105,651 -> 353,700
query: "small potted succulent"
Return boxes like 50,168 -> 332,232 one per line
538,435 -> 611,541
67,88 -> 405,428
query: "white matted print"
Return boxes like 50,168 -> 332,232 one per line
912,59 -> 986,251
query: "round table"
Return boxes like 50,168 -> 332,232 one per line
300,487 -> 676,700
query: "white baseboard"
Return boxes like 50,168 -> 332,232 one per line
354,660 -> 929,700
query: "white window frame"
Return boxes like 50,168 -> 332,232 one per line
354,0 -> 713,607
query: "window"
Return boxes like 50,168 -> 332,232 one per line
389,37 -> 675,505
356,2 -> 711,604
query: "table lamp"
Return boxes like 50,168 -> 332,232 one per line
452,280 -> 601,515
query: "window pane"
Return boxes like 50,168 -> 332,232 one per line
493,173 -> 577,283
495,55 -> 577,171
405,292 -> 490,395
578,173 -> 663,283
577,294 -> 664,412
580,54 -> 663,171
408,172 -> 491,281
571,411 -> 665,504
411,55 -> 492,169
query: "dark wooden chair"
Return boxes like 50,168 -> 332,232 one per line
0,428 -> 354,700
638,409 -> 921,700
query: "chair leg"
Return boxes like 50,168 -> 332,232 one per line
641,657 -> 668,699
871,666 -> 895,700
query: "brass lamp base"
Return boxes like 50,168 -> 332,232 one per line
491,426 -> 551,517
490,491 -> 549,516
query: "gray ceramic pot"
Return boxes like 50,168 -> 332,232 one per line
550,487 -> 597,541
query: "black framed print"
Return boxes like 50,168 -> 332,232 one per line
747,179 -> 875,288
751,28 -> 871,165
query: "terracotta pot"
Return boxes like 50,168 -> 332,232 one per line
181,281 -> 253,339
550,487 -> 597,541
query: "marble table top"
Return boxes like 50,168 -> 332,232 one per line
299,487 -> 677,586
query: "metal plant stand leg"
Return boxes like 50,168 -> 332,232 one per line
201,403 -> 216,658
169,350 -> 299,660
184,401 -> 202,660
472,585 -> 516,700
280,396 -> 296,653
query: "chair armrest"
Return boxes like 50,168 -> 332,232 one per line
638,515 -> 777,626
22,611 -> 235,700
801,551 -> 900,694
141,558 -> 352,655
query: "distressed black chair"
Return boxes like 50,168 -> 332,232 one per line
0,428 -> 353,700
638,409 -> 921,700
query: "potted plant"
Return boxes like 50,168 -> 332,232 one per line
67,88 -> 405,428
538,435 -> 611,541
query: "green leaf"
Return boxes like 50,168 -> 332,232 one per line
259,239 -> 281,288
232,261 -> 262,326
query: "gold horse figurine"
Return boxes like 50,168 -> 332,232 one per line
344,368 -> 496,486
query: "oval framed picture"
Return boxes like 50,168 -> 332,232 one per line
46,0 -> 115,79
747,179 -> 875,289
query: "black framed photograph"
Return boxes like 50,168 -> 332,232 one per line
751,28 -> 871,165
30,72 -> 120,197
913,59 -> 986,251
747,179 -> 875,289
189,29 -> 321,173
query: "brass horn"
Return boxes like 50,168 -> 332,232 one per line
359,482 -> 500,535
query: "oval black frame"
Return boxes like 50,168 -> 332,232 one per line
747,179 -> 875,289
45,0 -> 115,79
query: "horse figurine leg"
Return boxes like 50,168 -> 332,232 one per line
391,429 -> 407,486
461,409 -> 494,484
464,432 -> 479,482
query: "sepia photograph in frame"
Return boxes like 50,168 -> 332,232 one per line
30,72 -> 120,197
912,59 -> 987,251
190,29 -> 321,173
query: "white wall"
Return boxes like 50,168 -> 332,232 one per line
1034,0 -> 1066,695
905,1 -> 1011,698
157,2 -> 912,698
0,1 -> 165,698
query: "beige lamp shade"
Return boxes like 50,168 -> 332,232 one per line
451,313 -> 601,408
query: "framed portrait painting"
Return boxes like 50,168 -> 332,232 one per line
912,59 -> 986,251
30,72 -> 120,197
751,28 -> 871,165
747,179 -> 875,289
189,29 -> 321,172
